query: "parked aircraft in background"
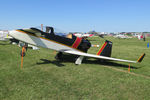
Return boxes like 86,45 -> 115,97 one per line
0,30 -> 9,41
73,33 -> 94,38
114,34 -> 132,39
9,26 -> 145,65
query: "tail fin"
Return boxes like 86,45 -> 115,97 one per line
97,40 -> 112,57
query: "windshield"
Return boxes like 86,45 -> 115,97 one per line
33,26 -> 68,37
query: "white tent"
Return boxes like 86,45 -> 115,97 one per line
0,30 -> 9,40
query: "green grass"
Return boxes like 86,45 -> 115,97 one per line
0,37 -> 150,100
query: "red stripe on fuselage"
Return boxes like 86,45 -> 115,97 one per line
72,37 -> 82,48
97,42 -> 107,55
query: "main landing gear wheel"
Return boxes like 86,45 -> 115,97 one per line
55,52 -> 63,61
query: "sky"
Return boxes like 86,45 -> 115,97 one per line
0,0 -> 150,32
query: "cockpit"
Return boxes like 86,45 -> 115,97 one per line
25,26 -> 74,39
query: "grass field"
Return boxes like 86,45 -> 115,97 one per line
0,36 -> 150,100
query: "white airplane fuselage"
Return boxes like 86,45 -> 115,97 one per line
9,30 -> 80,52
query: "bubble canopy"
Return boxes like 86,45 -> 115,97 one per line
32,26 -> 68,37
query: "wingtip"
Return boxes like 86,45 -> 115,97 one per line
137,53 -> 146,63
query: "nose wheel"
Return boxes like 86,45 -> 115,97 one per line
55,52 -> 63,61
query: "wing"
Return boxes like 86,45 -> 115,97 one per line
63,50 -> 143,63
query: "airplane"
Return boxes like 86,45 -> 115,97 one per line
9,26 -> 145,65
73,32 -> 104,38
114,34 -> 132,39
73,32 -> 94,38
87,31 -> 104,38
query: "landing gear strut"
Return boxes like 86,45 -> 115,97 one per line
75,56 -> 84,65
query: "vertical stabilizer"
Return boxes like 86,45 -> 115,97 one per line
97,40 -> 112,57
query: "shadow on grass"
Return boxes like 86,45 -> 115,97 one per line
61,54 -> 138,69
0,43 -> 10,45
36,59 -> 65,67
36,54 -> 138,69
83,59 -> 138,69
